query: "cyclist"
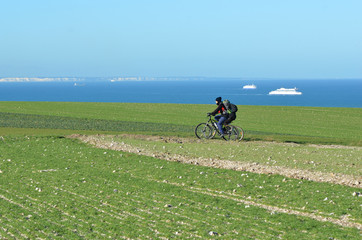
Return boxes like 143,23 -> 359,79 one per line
208,97 -> 228,137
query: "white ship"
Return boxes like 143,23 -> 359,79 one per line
269,87 -> 302,95
243,84 -> 257,89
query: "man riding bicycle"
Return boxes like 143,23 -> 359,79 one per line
208,97 -> 238,137
208,97 -> 228,137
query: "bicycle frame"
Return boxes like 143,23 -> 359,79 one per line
207,115 -> 220,133
194,115 -> 244,141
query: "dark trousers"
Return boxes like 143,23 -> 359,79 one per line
215,115 -> 226,135
224,113 -> 236,125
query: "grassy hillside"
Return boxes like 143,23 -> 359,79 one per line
0,102 -> 361,145
0,136 -> 360,239
0,102 -> 361,239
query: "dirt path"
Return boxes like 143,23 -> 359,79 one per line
67,134 -> 362,230
69,134 -> 361,188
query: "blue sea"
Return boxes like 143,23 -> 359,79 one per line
0,79 -> 361,108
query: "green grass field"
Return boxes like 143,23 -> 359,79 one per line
0,102 -> 361,239
1,101 -> 361,145
1,136 -> 361,239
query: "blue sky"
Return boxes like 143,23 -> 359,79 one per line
1,0 -> 361,78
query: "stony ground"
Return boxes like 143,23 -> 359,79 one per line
65,134 -> 362,231
69,134 -> 361,188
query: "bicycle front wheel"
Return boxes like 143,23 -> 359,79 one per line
195,123 -> 213,139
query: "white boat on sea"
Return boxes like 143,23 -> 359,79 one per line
269,87 -> 302,95
243,84 -> 257,89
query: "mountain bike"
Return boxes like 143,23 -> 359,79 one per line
195,115 -> 242,141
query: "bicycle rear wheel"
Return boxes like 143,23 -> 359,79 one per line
195,123 -> 213,139
234,126 -> 244,140
224,125 -> 239,141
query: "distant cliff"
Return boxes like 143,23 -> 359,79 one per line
0,77 -> 81,82
0,76 -> 207,82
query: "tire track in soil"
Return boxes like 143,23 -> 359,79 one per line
143,176 -> 362,230
68,134 -> 362,230
69,134 -> 361,188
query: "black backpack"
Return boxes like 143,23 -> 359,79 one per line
223,99 -> 238,113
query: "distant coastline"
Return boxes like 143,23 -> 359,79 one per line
0,77 -> 82,82
0,77 -> 208,83
1,77 -> 361,83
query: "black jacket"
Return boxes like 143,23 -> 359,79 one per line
211,103 -> 229,118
